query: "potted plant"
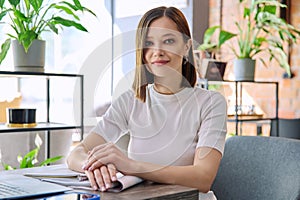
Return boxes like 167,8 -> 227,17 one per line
195,25 -> 236,80
0,0 -> 96,71
228,0 -> 300,81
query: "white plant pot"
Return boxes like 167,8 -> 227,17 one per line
233,58 -> 256,81
12,39 -> 45,72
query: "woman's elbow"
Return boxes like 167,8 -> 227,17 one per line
197,181 -> 213,193
66,150 -> 78,171
196,171 -> 217,193
66,145 -> 86,172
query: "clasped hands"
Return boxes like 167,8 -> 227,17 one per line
81,142 -> 135,191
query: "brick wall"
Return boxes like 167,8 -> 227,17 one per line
209,0 -> 300,135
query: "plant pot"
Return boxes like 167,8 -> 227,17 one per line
233,58 -> 256,81
12,40 -> 45,72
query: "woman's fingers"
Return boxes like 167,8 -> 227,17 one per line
85,170 -> 99,191
87,142 -> 113,160
85,165 -> 117,192
83,151 -> 108,171
100,165 -> 112,189
107,163 -> 117,181
83,144 -> 117,171
83,143 -> 114,170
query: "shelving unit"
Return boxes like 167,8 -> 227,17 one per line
0,70 -> 84,158
198,79 -> 279,135
226,80 -> 278,135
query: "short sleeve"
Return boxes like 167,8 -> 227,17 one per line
91,91 -> 132,143
196,91 -> 227,155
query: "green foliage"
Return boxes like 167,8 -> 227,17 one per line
0,134 -> 63,170
229,0 -> 300,77
208,84 -> 221,91
0,0 -> 96,64
198,25 -> 236,59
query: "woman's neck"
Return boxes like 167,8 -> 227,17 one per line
153,76 -> 184,94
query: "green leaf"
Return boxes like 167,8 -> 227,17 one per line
0,0 -> 5,8
73,0 -> 83,11
82,7 -> 97,17
52,16 -> 87,32
263,5 -> 276,14
19,30 -> 38,52
61,1 -> 78,11
198,43 -> 217,51
59,2 -> 96,17
0,39 -> 11,64
8,0 -> 20,7
39,156 -> 63,166
4,164 -> 15,170
0,9 -> 9,21
243,7 -> 250,18
47,22 -> 58,34
53,5 -> 79,20
19,148 -> 39,168
203,25 -> 219,44
24,0 -> 30,11
218,30 -> 236,47
29,0 -> 43,13
13,10 -> 28,22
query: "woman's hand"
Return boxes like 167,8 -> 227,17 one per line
82,142 -> 136,175
85,163 -> 117,191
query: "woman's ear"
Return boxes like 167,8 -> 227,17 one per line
184,39 -> 192,55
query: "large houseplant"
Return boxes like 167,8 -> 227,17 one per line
228,0 -> 300,80
0,0 -> 96,68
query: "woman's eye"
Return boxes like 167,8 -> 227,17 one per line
144,41 -> 153,47
164,39 -> 175,44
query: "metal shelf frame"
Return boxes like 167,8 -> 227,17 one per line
0,70 -> 84,158
200,79 -> 279,135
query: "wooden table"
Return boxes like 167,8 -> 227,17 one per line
0,164 -> 198,200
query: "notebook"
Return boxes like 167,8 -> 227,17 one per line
0,174 -> 71,199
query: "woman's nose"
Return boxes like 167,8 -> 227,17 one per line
152,46 -> 164,57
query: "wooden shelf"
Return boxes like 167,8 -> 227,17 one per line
227,114 -> 264,118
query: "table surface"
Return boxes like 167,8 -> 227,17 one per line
0,164 -> 199,200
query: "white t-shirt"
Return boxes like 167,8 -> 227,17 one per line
92,85 -> 227,166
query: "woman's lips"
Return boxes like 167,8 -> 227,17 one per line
152,60 -> 169,66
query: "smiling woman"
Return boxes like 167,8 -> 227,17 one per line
143,17 -> 192,94
67,6 -> 227,200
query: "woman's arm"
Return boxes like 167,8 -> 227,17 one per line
67,132 -> 107,172
84,143 -> 222,193
133,147 -> 222,193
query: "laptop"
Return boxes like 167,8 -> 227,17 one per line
0,174 -> 71,199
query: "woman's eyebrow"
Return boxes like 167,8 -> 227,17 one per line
146,33 -> 178,39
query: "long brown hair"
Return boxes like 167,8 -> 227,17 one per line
132,6 -> 197,102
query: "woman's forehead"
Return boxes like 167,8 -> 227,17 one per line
146,17 -> 181,38
148,17 -> 179,33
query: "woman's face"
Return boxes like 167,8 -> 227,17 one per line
143,16 -> 190,77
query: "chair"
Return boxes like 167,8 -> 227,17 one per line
211,136 -> 300,200
270,118 -> 300,139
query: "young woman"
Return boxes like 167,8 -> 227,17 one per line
67,6 -> 227,199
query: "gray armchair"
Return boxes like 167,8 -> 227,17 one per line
211,136 -> 300,200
